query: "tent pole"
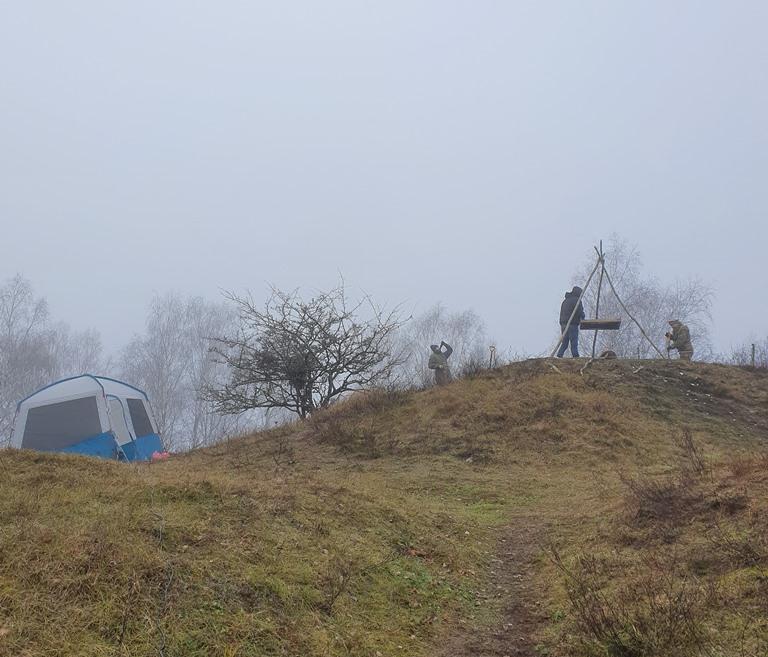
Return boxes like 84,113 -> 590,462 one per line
550,252 -> 603,358
600,262 -> 667,360
591,240 -> 605,359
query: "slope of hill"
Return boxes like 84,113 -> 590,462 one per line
1,359 -> 767,657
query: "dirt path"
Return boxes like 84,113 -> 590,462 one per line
434,518 -> 548,657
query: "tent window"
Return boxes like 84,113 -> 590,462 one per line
22,396 -> 102,450
127,399 -> 154,437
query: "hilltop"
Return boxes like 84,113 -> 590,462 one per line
1,359 -> 767,657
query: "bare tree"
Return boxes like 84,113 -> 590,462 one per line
396,303 -> 487,386
571,236 -> 714,359
183,297 -> 246,449
121,293 -> 189,445
0,275 -> 107,444
0,276 -> 55,442
208,284 -> 405,418
49,324 -> 105,376
120,293 -> 244,450
729,337 -> 768,368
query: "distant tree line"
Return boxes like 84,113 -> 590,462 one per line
729,337 -> 768,369
118,293 -> 248,451
0,275 -> 104,442
0,275 -> 491,449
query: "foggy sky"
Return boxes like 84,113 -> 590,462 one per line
2,2 -> 766,357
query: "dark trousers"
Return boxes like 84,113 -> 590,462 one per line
557,323 -> 580,358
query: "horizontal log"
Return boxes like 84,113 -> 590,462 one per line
580,318 -> 622,331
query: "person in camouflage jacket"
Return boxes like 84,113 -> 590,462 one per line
428,341 -> 453,385
666,320 -> 693,361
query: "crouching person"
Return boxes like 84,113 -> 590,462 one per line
666,320 -> 693,361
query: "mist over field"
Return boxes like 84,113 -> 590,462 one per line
1,2 -> 766,358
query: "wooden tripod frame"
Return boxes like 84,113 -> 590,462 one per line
550,241 -> 667,360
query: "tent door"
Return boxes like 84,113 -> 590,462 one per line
107,396 -> 135,447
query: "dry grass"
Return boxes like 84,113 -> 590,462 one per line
0,438 -> 518,656
1,359 -> 768,656
547,429 -> 768,657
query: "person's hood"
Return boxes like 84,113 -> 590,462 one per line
565,286 -> 583,298
669,320 -> 682,328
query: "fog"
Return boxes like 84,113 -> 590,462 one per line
2,2 -> 766,356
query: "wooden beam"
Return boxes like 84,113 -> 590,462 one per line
591,240 -> 605,358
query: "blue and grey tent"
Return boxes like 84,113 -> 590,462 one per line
11,375 -> 164,461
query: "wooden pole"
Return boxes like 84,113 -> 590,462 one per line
601,265 -> 667,360
550,253 -> 602,358
752,343 -> 756,368
591,240 -> 605,359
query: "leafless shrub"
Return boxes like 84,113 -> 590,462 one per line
269,435 -> 295,471
552,548 -> 710,656
209,283 -> 406,419
676,428 -> 709,478
318,551 -> 398,614
727,452 -> 768,479
621,430 -> 708,528
730,617 -> 768,657
707,516 -> 766,570
728,456 -> 755,479
620,472 -> 699,527
458,355 -> 487,380
319,553 -> 355,614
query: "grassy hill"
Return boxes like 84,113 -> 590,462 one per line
1,359 -> 767,657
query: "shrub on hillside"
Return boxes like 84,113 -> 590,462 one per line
552,549 -> 710,657
620,430 -> 710,531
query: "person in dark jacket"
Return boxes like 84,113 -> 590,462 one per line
557,286 -> 585,358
